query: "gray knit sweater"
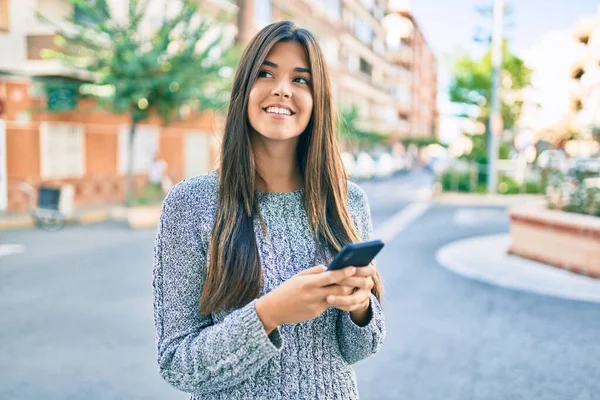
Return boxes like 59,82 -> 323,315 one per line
153,170 -> 386,399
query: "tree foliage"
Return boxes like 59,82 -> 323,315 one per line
38,0 -> 239,205
39,0 -> 238,121
449,41 -> 532,131
337,105 -> 387,146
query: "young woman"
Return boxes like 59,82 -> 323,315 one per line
153,21 -> 385,399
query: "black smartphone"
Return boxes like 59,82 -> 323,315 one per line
327,240 -> 385,271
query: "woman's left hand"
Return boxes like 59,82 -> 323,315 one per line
326,265 -> 375,312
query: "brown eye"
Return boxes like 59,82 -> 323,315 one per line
294,77 -> 310,84
258,70 -> 273,78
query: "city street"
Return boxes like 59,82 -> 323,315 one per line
1,169 -> 599,400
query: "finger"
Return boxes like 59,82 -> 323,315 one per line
326,289 -> 370,307
298,265 -> 327,276
348,265 -> 376,277
314,267 -> 356,287
336,277 -> 373,290
317,284 -> 354,298
335,298 -> 371,313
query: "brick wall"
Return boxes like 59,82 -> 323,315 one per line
2,79 -> 223,213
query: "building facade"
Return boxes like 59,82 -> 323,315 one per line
0,0 -> 232,213
236,0 -> 438,141
571,9 -> 600,137
0,0 -> 438,214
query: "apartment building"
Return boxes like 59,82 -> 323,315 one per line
236,0 -> 438,141
0,0 -> 235,213
385,1 -> 438,140
570,9 -> 600,138
0,0 -> 438,213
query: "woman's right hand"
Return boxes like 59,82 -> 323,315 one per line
255,265 -> 357,333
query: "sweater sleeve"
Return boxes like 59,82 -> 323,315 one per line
152,182 -> 283,394
336,182 -> 386,364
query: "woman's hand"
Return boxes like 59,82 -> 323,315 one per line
255,265 -> 357,333
327,265 -> 375,320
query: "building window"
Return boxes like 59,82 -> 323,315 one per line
40,123 -> 85,179
254,0 -> 272,29
322,0 -> 341,19
373,38 -> 384,55
118,125 -> 159,174
342,8 -> 354,30
372,4 -> 384,20
359,57 -> 372,77
0,0 -> 9,32
355,18 -> 373,46
319,38 -> 339,66
360,0 -> 375,10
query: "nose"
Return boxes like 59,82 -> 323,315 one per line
271,79 -> 292,98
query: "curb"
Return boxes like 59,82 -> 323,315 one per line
432,193 -> 545,207
435,233 -> 600,303
0,217 -> 35,230
0,212 -> 111,231
0,206 -> 160,231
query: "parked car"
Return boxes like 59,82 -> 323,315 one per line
536,150 -> 569,173
425,156 -> 448,174
392,154 -> 413,174
341,151 -> 356,179
374,153 -> 395,179
354,152 -> 376,180
569,157 -> 600,177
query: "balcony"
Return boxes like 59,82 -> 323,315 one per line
386,44 -> 412,68
198,0 -> 238,17
27,34 -> 59,61
573,16 -> 596,45
571,63 -> 585,81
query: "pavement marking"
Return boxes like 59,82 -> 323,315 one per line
368,182 -> 413,201
374,202 -> 431,243
0,244 -> 25,258
436,234 -> 600,304
453,208 -> 508,226
367,185 -> 434,204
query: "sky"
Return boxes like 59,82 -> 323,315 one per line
408,0 -> 600,142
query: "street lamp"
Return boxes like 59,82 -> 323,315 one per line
487,0 -> 505,193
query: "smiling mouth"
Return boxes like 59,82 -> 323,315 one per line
263,106 -> 295,116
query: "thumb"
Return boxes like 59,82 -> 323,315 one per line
298,265 -> 327,275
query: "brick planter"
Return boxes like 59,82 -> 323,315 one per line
508,206 -> 600,278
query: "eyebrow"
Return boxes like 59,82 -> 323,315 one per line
262,60 -> 311,74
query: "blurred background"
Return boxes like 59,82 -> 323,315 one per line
1,0 -> 599,399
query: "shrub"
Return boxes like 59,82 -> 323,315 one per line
498,175 -> 520,194
440,169 -> 474,192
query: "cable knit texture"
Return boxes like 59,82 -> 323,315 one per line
153,170 -> 386,399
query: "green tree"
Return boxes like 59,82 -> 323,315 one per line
337,105 -> 386,147
449,41 -> 531,131
39,0 -> 238,206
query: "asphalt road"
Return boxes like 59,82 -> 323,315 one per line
1,169 -> 599,400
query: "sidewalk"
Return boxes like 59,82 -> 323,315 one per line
432,192 -> 545,207
436,234 -> 600,303
0,204 -> 119,230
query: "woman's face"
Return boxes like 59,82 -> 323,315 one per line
248,41 -> 313,142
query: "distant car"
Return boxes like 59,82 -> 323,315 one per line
374,153 -> 394,178
392,154 -> 409,174
536,150 -> 569,173
340,151 -> 356,178
403,154 -> 414,171
569,157 -> 600,177
354,152 -> 376,180
425,156 -> 447,174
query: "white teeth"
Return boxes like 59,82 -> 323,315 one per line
266,106 -> 292,115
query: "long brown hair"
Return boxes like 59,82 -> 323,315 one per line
200,21 -> 383,315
